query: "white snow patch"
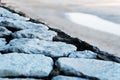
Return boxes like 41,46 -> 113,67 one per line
66,12 -> 120,36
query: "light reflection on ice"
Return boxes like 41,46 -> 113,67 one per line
66,12 -> 120,36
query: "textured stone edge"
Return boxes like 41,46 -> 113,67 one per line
1,5 -> 119,63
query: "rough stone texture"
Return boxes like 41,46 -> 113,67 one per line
3,38 -> 76,57
50,28 -> 120,63
0,38 -> 6,48
56,58 -> 120,80
0,26 -> 12,37
12,29 -> 57,40
0,38 -> 6,46
0,78 -> 41,80
0,6 -> 120,80
0,7 -> 29,21
68,50 -> 97,59
97,51 -> 120,63
0,53 -> 53,77
52,75 -> 88,80
0,18 -> 48,31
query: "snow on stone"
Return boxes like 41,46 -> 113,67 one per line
0,7 -> 29,21
0,53 -> 53,77
69,50 -> 97,59
52,75 -> 88,80
0,26 -> 12,37
0,17 -> 48,30
3,38 -> 77,57
12,29 -> 57,41
56,58 -> 120,80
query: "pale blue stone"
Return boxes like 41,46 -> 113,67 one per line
12,29 -> 57,40
0,78 -> 40,80
52,75 -> 88,80
0,53 -> 53,77
56,58 -> 120,80
0,38 -> 6,48
69,50 -> 97,59
3,38 -> 76,57
0,17 -> 48,30
0,26 -> 12,37
0,7 -> 29,21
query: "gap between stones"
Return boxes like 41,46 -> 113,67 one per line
0,5 -> 120,80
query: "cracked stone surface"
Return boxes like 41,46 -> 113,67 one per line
56,58 -> 120,80
0,78 -> 41,80
68,50 -> 97,59
0,6 -> 120,80
0,53 -> 53,77
0,18 -> 48,30
12,29 -> 57,40
52,75 -> 88,80
0,7 -> 29,21
2,38 -> 76,57
0,38 -> 6,50
0,26 -> 12,37
0,38 -> 6,46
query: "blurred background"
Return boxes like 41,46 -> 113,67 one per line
4,0 -> 120,56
